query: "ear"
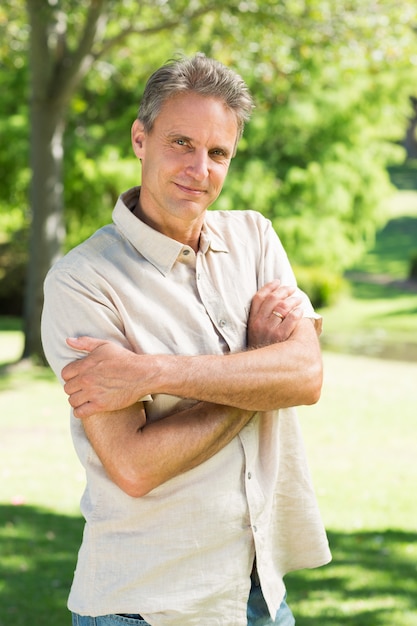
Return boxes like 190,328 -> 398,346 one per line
131,119 -> 146,159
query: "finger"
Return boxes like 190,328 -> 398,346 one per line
286,306 -> 304,321
270,295 -> 302,319
279,306 -> 303,328
252,283 -> 295,319
249,281 -> 279,317
62,359 -> 85,381
72,402 -> 96,420
66,336 -> 107,352
68,388 -> 104,417
62,339 -> 102,381
66,388 -> 89,408
262,281 -> 296,300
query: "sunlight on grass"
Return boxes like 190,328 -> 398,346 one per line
0,330 -> 24,365
348,190 -> 417,279
0,504 -> 83,625
387,190 -> 417,218
292,350 -> 417,625
0,359 -> 83,514
319,285 -> 417,360
299,352 -> 417,532
286,528 -> 417,625
1,335 -> 417,624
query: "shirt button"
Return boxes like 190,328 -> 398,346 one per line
183,249 -> 190,256
219,319 -> 226,327
253,525 -> 258,533
248,472 -> 252,479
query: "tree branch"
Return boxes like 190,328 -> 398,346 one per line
50,0 -> 109,105
92,3 -> 221,62
26,0 -> 55,99
47,0 -> 222,108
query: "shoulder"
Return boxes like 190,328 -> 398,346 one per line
205,209 -> 273,240
47,224 -> 119,278
207,209 -> 270,227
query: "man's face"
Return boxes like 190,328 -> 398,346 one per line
131,91 -> 239,244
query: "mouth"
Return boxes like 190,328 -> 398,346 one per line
174,182 -> 207,196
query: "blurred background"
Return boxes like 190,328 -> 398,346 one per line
1,1 -> 416,625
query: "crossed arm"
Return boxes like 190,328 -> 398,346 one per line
61,281 -> 323,496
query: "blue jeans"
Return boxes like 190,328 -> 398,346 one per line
71,580 -> 295,625
247,581 -> 295,626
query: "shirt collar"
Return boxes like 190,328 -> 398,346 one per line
113,187 -> 228,275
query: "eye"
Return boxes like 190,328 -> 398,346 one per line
210,148 -> 229,160
174,138 -> 189,147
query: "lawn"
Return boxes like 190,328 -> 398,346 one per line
318,190 -> 417,361
1,190 -> 417,625
1,348 -> 416,625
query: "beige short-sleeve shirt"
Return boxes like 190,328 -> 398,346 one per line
41,187 -> 330,625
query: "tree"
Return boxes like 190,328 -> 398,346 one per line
209,1 -> 417,270
2,0 -> 417,360
22,0 -> 224,362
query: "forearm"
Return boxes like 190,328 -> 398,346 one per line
135,319 -> 322,411
83,401 -> 255,497
62,289 -> 322,417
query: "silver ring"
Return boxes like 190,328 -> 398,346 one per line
272,310 -> 285,320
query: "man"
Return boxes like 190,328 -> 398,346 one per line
41,54 -> 330,626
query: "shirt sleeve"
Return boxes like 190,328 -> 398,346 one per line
41,265 -> 129,383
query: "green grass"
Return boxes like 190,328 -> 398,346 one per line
319,284 -> 417,360
319,190 -> 417,360
0,505 -> 83,626
1,340 -> 417,625
288,351 -> 417,624
350,191 -> 417,278
0,341 -> 84,626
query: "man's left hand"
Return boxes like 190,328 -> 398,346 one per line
247,280 -> 303,348
62,337 -> 146,417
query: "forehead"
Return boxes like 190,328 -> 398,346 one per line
154,92 -> 238,145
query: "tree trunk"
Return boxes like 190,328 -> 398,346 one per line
22,98 -> 66,361
23,0 -> 107,361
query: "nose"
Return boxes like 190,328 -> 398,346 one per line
185,150 -> 209,181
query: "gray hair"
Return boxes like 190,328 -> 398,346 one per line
138,53 -> 254,144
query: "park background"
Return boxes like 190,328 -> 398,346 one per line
1,1 -> 417,625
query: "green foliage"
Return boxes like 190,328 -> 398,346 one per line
294,265 -> 347,308
64,147 -> 140,250
2,0 -> 417,314
210,0 -> 416,271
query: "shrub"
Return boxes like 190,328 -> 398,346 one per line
295,266 -> 347,309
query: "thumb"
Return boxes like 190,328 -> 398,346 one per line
66,336 -> 107,353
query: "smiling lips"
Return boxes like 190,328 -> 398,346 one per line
174,182 -> 207,195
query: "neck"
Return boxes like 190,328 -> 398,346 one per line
132,194 -> 202,252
